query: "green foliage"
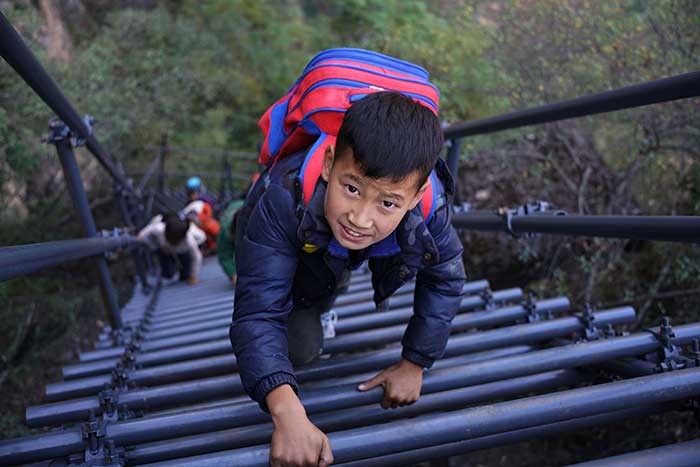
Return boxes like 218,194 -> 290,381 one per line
675,255 -> 700,285
2,1 -> 498,189
0,6 -> 52,184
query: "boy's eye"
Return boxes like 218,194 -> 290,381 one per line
346,184 -> 359,194
382,200 -> 395,208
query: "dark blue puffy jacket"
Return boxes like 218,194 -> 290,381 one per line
230,150 -> 466,407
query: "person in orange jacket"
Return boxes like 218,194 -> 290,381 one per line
183,176 -> 220,253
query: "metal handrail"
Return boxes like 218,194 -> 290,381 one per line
444,71 -> 700,140
443,72 -> 700,242
0,235 -> 143,282
452,212 -> 700,244
138,156 -> 162,193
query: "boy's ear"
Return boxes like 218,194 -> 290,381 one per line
408,177 -> 430,211
321,144 -> 335,182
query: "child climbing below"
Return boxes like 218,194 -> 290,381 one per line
231,86 -> 466,466
183,176 -> 220,253
138,212 -> 204,286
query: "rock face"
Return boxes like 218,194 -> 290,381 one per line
37,0 -> 74,64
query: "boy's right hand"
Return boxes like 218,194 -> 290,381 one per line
267,385 -> 333,467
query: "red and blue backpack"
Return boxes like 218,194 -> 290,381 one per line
258,48 -> 442,222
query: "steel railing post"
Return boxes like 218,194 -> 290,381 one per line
49,120 -> 123,329
115,185 -> 150,293
446,138 -> 461,179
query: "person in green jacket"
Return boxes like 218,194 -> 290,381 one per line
217,198 -> 245,284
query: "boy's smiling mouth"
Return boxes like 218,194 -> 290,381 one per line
339,223 -> 370,243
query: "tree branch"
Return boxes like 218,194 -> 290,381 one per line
577,166 -> 592,215
634,249 -> 677,329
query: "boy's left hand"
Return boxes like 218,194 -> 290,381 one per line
357,358 -> 423,409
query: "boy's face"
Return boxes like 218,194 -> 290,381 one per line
321,145 -> 429,250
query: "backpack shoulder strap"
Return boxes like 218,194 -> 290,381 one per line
299,133 -> 335,205
420,172 -> 436,223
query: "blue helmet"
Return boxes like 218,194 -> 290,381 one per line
186,176 -> 202,192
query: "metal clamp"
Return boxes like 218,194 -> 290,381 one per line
646,316 -> 681,372
498,201 -> 567,239
97,227 -> 129,239
601,323 -> 621,339
121,347 -> 138,370
98,384 -> 120,422
98,228 -> 136,260
577,304 -> 602,341
101,441 -> 124,467
522,291 -> 541,323
112,364 -> 130,390
109,358 -> 134,392
665,339 -> 700,371
479,288 -> 495,311
688,339 -> 700,368
111,326 -> 134,347
107,325 -> 143,360
68,439 -> 123,467
67,410 -> 123,467
82,411 -> 107,453
499,208 -> 521,239
126,338 -> 141,354
45,119 -> 71,144
44,115 -> 94,147
73,115 -> 94,147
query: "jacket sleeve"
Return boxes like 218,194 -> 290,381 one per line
230,184 -> 300,407
401,204 -> 466,368
137,221 -> 164,250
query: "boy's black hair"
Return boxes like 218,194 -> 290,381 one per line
164,213 -> 189,245
334,91 -> 443,188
